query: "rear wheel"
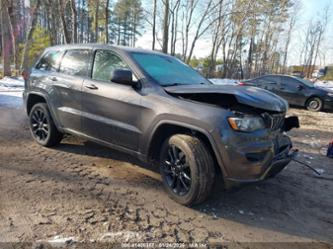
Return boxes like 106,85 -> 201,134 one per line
29,103 -> 63,147
160,134 -> 215,206
306,97 -> 323,112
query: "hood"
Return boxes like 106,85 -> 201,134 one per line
164,84 -> 288,112
314,83 -> 333,93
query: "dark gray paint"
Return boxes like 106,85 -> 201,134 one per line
24,44 -> 297,185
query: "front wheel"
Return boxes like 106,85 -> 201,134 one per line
29,103 -> 63,147
160,134 -> 215,206
306,97 -> 323,112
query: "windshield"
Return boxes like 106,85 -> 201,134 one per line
130,52 -> 210,86
295,77 -> 314,88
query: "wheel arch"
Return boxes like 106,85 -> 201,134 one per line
305,95 -> 323,107
26,92 -> 62,130
26,92 -> 47,115
146,121 -> 225,177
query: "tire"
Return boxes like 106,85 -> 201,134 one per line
306,97 -> 323,112
29,103 -> 63,147
159,134 -> 215,206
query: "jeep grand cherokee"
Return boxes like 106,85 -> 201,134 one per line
23,44 -> 299,205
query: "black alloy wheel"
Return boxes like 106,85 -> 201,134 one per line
30,106 -> 50,142
160,134 -> 215,206
161,144 -> 192,196
29,103 -> 63,147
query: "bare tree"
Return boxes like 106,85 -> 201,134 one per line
301,6 -> 329,78
282,3 -> 299,73
162,0 -> 169,53
21,0 -> 42,70
105,0 -> 110,43
170,0 -> 180,55
1,0 -> 12,76
58,0 -> 71,44
94,0 -> 100,42
70,0 -> 78,43
152,0 -> 157,50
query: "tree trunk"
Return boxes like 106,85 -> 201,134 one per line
59,0 -> 70,44
162,0 -> 169,54
70,0 -> 78,43
282,16 -> 296,74
45,0 -> 57,45
1,0 -> 12,76
105,0 -> 110,43
94,0 -> 100,42
7,3 -> 18,73
152,0 -> 157,50
21,0 -> 41,71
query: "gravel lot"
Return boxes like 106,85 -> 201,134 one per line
0,93 -> 332,247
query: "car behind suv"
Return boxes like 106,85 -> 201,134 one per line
24,44 -> 299,205
242,74 -> 333,112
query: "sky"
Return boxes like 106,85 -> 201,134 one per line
136,0 -> 333,66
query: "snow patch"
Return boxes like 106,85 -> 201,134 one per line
0,77 -> 24,108
0,76 -> 24,88
37,235 -> 78,248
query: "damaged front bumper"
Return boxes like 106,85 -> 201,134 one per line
215,116 -> 299,186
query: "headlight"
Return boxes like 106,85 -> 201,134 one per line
327,93 -> 333,97
228,115 -> 266,132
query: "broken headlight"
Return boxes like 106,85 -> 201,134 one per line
228,115 -> 265,132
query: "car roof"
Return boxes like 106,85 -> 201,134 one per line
255,74 -> 302,80
45,43 -> 167,56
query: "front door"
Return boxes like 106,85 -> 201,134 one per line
81,49 -> 143,151
278,76 -> 305,105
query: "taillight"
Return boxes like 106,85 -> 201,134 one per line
22,70 -> 30,81
238,82 -> 245,86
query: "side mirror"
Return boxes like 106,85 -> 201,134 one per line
111,69 -> 134,86
297,85 -> 304,91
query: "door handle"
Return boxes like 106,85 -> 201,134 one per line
85,84 -> 98,90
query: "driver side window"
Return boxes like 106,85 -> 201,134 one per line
92,50 -> 129,82
282,77 -> 299,90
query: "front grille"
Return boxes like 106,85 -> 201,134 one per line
262,113 -> 285,131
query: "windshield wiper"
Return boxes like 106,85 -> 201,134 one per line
163,82 -> 208,87
163,83 -> 184,87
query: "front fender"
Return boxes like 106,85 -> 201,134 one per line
143,119 -> 229,178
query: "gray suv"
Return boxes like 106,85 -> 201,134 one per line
23,44 -> 299,205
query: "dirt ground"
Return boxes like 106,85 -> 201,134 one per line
0,98 -> 333,247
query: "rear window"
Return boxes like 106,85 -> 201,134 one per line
59,49 -> 92,77
36,50 -> 63,72
261,76 -> 279,84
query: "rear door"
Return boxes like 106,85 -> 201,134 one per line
81,49 -> 143,151
54,49 -> 93,132
257,76 -> 280,93
33,49 -> 64,118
